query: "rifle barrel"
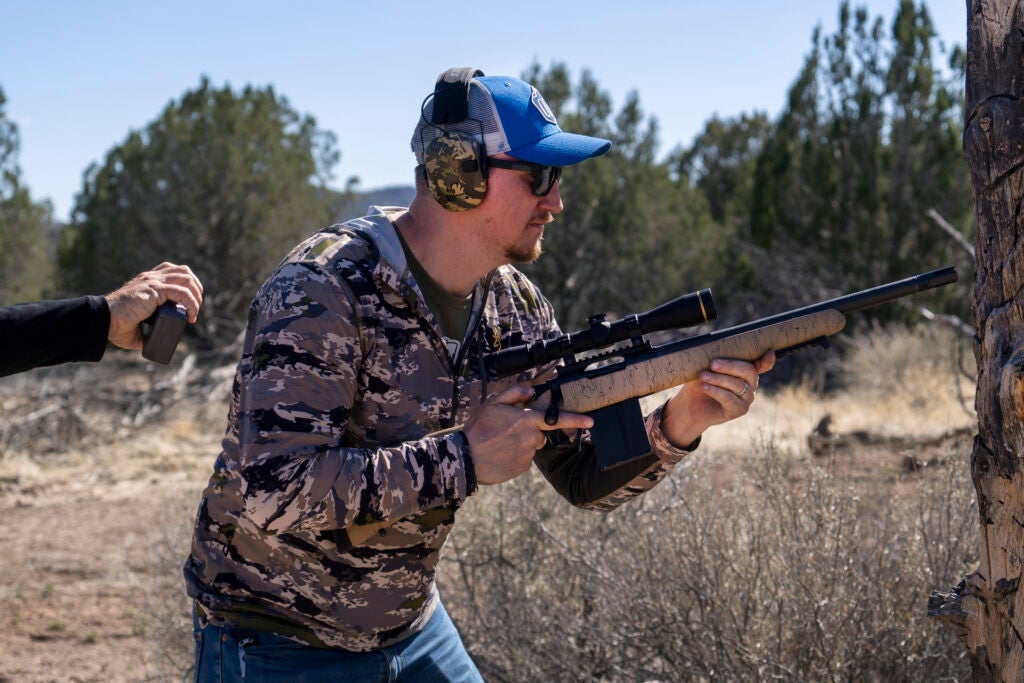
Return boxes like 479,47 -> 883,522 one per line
694,267 -> 959,342
831,266 -> 959,314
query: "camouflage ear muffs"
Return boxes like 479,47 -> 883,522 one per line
423,130 -> 488,211
421,67 -> 488,212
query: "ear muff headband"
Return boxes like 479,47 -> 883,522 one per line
422,67 -> 489,212
431,67 -> 484,125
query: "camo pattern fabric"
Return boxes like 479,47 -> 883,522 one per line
423,132 -> 487,211
183,206 -> 692,651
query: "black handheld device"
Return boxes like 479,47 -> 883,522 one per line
141,301 -> 188,364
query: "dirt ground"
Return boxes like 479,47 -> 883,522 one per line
0,358 -> 228,683
0,429 -> 217,682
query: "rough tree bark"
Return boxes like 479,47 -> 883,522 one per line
927,2 -> 1024,680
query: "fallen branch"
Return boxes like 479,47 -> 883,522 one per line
927,208 -> 974,259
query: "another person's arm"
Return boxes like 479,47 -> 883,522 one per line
0,262 -> 203,378
0,295 -> 111,377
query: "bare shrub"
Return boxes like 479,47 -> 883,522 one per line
837,323 -> 975,434
440,434 -> 976,682
0,399 -> 90,453
137,492 -> 201,682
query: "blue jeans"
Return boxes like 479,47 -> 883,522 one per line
192,601 -> 484,682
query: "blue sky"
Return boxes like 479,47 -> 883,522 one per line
2,1 -> 966,221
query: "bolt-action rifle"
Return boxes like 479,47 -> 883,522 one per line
341,266 -> 958,549
486,266 -> 959,471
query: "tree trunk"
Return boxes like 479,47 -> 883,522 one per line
927,2 -> 1024,680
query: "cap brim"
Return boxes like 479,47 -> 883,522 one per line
507,132 -> 612,167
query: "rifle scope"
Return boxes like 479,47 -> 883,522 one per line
486,288 -> 716,378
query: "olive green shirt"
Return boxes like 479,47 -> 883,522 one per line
396,229 -> 474,359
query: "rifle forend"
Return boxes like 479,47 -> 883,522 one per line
525,266 -> 959,470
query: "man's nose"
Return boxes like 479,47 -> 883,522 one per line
539,180 -> 563,214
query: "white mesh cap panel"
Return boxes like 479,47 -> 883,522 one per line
411,80 -> 510,164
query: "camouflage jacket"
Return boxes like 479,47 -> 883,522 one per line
184,207 -> 694,651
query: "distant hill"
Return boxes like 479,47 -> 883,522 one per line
332,185 -> 415,222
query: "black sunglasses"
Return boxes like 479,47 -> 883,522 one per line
487,158 -> 562,196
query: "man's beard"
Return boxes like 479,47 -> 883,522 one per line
504,216 -> 548,264
505,236 -> 543,264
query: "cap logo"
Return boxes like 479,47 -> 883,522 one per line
530,87 -> 557,125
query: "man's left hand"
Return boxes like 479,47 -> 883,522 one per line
659,351 -> 776,449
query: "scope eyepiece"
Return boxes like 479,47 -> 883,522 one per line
485,288 -> 716,378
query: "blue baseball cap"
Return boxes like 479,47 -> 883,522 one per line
412,73 -> 612,167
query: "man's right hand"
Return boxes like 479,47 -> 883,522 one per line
462,385 -> 593,485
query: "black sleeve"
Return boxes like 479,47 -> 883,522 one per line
0,296 -> 111,378
533,435 -> 662,507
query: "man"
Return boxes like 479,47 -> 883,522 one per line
185,68 -> 773,682
0,262 -> 203,378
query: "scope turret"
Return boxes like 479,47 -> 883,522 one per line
485,288 -> 716,378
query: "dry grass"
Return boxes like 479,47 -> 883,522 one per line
0,325 -> 979,681
694,323 -> 975,457
441,324 -> 978,681
442,432 -> 975,682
